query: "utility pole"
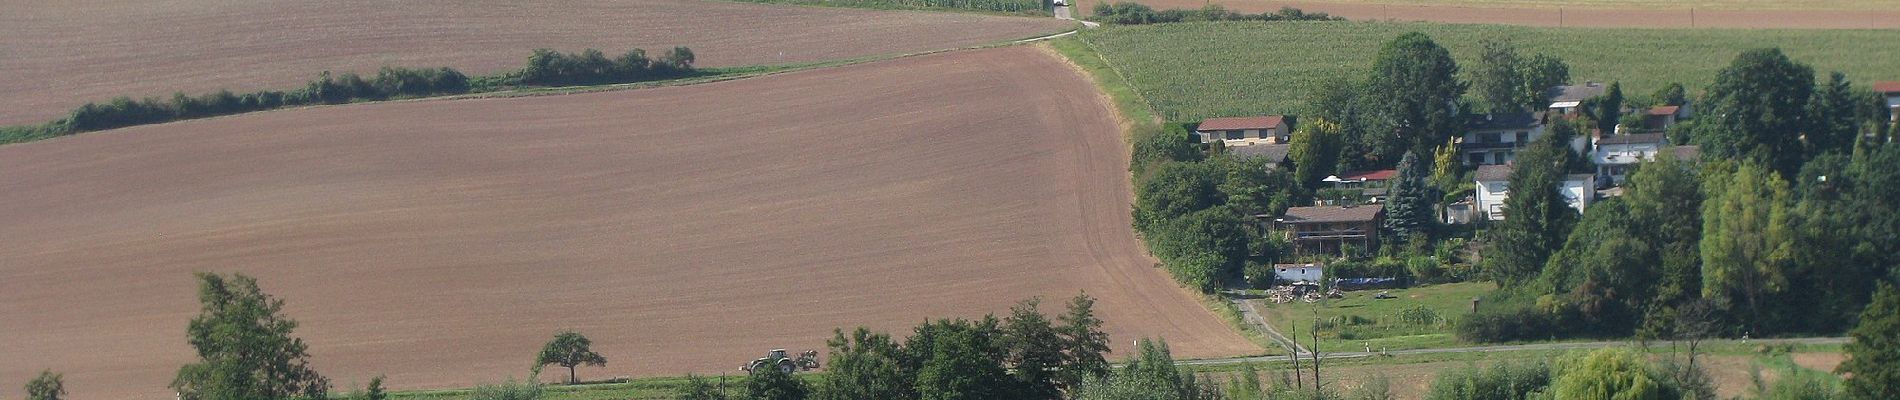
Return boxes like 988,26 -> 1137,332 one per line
1290,319 -> 1303,389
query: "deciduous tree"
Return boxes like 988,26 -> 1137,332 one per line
171,272 -> 330,400
27,370 -> 65,400
1699,162 -> 1794,332
1806,72 -> 1859,158
1363,32 -> 1467,164
536,331 -> 607,385
1840,283 -> 1900,400
1483,135 -> 1576,289
1693,48 -> 1815,178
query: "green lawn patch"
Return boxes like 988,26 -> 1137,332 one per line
1076,21 -> 1900,122
1259,282 -> 1497,352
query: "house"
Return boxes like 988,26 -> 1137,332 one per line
1593,132 -> 1669,185
1195,116 -> 1289,146
1226,142 -> 1292,169
1264,205 -> 1384,257
1643,104 -> 1690,130
1877,81 -> 1900,122
1472,164 -> 1594,221
1458,113 -> 1546,165
1272,263 -> 1324,284
1547,82 -> 1606,115
1324,169 -> 1397,202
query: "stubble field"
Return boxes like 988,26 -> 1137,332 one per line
0,0 -> 1072,125
0,45 -> 1258,399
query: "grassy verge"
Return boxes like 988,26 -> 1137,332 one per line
1047,36 -> 1159,126
1076,21 -> 1900,122
1256,282 -> 1495,353
718,0 -> 1052,16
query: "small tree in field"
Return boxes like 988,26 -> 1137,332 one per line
537,331 -> 607,385
171,272 -> 330,400
27,370 -> 66,400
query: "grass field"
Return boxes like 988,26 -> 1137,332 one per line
1256,282 -> 1496,352
1076,21 -> 1900,122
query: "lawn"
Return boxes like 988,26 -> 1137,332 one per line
1076,21 -> 1900,122
1257,282 -> 1496,353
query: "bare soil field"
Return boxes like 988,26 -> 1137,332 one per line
0,45 -> 1257,399
1075,0 -> 1900,28
0,0 -> 1072,126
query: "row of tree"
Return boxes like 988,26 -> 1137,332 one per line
4,46 -> 700,145
1089,3 -> 1341,25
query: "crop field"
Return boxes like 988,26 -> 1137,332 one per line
0,45 -> 1259,399
0,0 -> 1072,125
1077,21 -> 1900,122
1071,0 -> 1900,28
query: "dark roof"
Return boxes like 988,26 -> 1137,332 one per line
1668,145 -> 1701,160
1340,169 -> 1398,181
1227,143 -> 1291,162
1875,81 -> 1900,94
1469,113 -> 1541,131
1279,205 -> 1384,224
1597,133 -> 1667,145
1567,173 -> 1596,182
1198,116 -> 1286,131
1548,83 -> 1607,103
1475,164 -> 1513,182
1648,105 -> 1680,116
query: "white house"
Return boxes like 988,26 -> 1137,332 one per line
1195,116 -> 1289,146
1472,164 -> 1594,221
1547,82 -> 1607,116
1459,113 -> 1546,165
1273,263 -> 1324,284
1593,133 -> 1669,185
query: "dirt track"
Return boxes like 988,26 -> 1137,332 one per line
0,0 -> 1072,125
1077,0 -> 1900,29
0,45 -> 1258,399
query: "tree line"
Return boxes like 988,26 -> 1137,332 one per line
0,46 -> 699,146
1089,3 -> 1342,25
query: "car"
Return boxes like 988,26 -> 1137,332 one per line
1053,0 -> 1067,6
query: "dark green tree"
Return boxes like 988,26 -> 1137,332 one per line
1621,152 -> 1705,330
911,321 -> 1011,400
1518,54 -> 1571,111
27,370 -> 65,400
1654,83 -> 1689,107
1806,72 -> 1860,158
536,331 -> 607,385
1483,135 -> 1576,289
1363,32 -> 1467,165
746,362 -> 809,400
1134,161 -> 1222,231
1699,162 -> 1793,333
1471,38 -> 1526,112
1072,339 -> 1218,400
1840,283 -> 1900,400
171,272 -> 330,400
1056,293 -> 1112,392
1383,150 -> 1434,242
1693,48 -> 1815,178
814,328 -> 909,400
1592,82 -> 1625,136
1131,124 -> 1202,176
1540,198 -> 1657,335
1001,298 -> 1065,399
1289,118 -> 1344,192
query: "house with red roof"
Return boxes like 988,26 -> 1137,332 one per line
1195,115 -> 1289,146
1877,81 -> 1900,122
1643,105 -> 1688,130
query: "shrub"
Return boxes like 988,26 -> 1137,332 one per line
469,379 -> 542,400
1397,305 -> 1440,325
1425,359 -> 1551,400
1456,306 -> 1555,343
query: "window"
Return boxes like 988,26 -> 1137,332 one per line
1469,153 -> 1486,165
1516,131 -> 1530,143
1227,130 -> 1245,140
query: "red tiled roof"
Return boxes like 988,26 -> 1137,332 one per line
1648,105 -> 1680,116
1875,81 -> 1900,94
1197,116 -> 1285,131
1340,169 -> 1397,181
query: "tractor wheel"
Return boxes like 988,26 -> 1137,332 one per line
778,360 -> 797,374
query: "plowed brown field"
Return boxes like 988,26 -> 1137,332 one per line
0,45 -> 1258,399
0,0 -> 1072,125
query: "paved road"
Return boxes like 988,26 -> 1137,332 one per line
1177,336 -> 1849,366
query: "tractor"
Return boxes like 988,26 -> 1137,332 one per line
742,349 -> 820,374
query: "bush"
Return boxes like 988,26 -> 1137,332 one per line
1090,3 -> 1342,25
1397,305 -> 1440,325
1425,359 -> 1551,400
469,379 -> 542,400
1456,306 -> 1556,343
518,47 -> 695,86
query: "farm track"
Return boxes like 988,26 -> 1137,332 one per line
0,0 -> 1072,125
0,44 -> 1258,399
1076,0 -> 1900,28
